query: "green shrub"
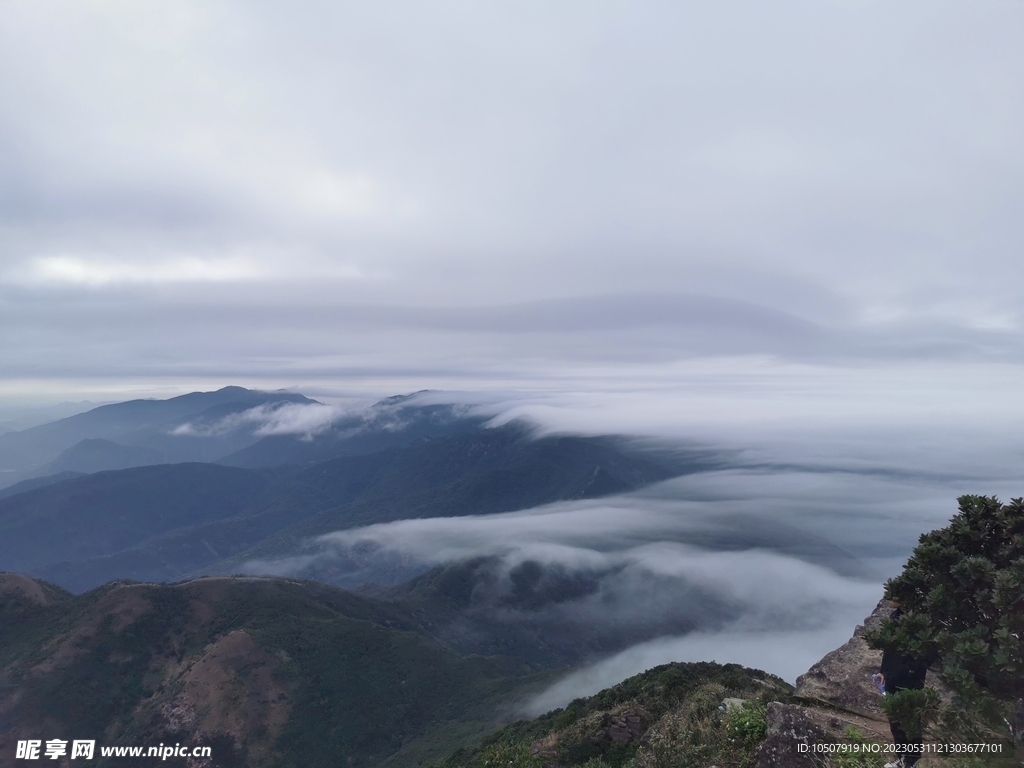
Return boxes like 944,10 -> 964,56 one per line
630,686 -> 762,768
827,726 -> 886,768
878,688 -> 940,740
436,663 -> 794,768
724,702 -> 767,749
479,740 -> 543,768
865,496 -> 1023,747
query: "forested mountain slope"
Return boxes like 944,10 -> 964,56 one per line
0,573 -> 545,768
0,424 -> 710,593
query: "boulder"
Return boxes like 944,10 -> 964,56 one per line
755,703 -> 832,768
756,702 -> 892,768
795,599 -> 953,718
795,599 -> 890,719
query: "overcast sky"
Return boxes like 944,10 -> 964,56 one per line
1,0 -> 1023,418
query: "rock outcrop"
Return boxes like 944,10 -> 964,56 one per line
794,599 -> 890,719
607,709 -> 650,743
756,703 -> 834,768
757,600 -> 894,768
795,599 -> 951,715
757,597 -> 956,768
757,703 -> 892,768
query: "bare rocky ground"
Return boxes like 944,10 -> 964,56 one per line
0,573 -> 65,607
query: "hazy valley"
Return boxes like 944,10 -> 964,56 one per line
1,388 -> 1019,768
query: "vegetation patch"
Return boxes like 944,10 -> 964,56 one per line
434,662 -> 793,768
865,495 -> 1023,749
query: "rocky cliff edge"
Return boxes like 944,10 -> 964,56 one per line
756,599 -> 952,768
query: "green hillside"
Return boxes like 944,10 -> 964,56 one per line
0,573 -> 550,768
0,573 -> 799,768
0,463 -> 274,580
434,661 -> 794,768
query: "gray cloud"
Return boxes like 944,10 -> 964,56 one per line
522,618 -> 869,717
239,422 -> 1023,706
242,491 -> 886,695
0,1 -> 1023,403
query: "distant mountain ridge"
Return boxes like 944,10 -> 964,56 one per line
0,463 -> 274,585
217,392 -> 490,468
0,386 -> 318,484
0,388 -> 499,489
0,386 -> 770,685
215,428 -> 703,584
0,423 -> 703,593
0,471 -> 84,500
39,438 -> 164,474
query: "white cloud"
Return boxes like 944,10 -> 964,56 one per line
238,424 -> 1023,697
30,256 -> 267,285
172,401 -> 343,437
248,401 -> 343,436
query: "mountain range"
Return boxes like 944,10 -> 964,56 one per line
0,389 -> 858,676
0,570 -> 898,768
0,414 -> 708,594
3,386 -> 984,768
0,387 -> 316,483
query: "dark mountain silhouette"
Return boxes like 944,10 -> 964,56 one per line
0,423 -> 712,593
0,386 -> 317,483
35,437 -> 163,474
204,427 -> 706,582
0,464 -> 275,581
0,471 -> 83,500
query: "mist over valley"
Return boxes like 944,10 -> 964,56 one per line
2,387 -> 1017,719
2,2 -> 1022,764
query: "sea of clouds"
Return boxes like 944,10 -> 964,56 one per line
234,388 -> 1024,711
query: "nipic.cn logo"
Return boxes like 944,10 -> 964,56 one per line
15,739 -> 212,760
16,740 -> 94,760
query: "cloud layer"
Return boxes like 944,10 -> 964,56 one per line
240,422 -> 1023,707
172,401 -> 343,438
0,1 -> 1023,403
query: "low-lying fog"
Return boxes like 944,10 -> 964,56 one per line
242,389 -> 1024,713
